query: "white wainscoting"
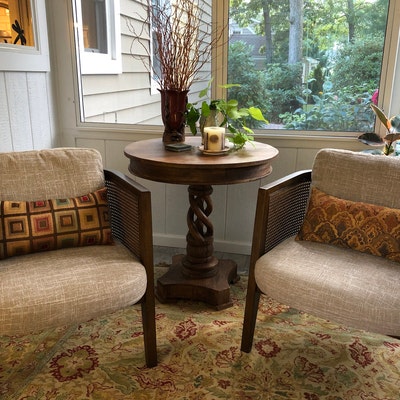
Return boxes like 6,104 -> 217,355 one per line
0,71 -> 57,152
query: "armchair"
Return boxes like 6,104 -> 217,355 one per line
241,148 -> 400,353
0,148 -> 157,367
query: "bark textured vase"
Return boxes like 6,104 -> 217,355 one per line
159,89 -> 189,144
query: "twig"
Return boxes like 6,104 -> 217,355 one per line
128,0 -> 224,91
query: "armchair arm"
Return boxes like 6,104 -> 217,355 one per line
104,169 -> 153,271
250,170 -> 312,263
104,169 -> 157,367
242,170 -> 311,354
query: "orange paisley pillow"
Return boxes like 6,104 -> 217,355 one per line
296,187 -> 400,263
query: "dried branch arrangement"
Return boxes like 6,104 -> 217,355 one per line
128,0 -> 222,91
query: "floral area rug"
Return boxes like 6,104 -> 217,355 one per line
1,266 -> 400,400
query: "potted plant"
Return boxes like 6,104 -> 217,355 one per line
358,103 -> 400,155
186,81 -> 268,150
128,0 -> 222,144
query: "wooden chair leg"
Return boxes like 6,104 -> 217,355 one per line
241,277 -> 261,353
141,290 -> 157,368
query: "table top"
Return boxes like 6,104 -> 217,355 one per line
124,136 -> 279,185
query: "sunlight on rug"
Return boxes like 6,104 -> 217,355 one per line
1,266 -> 399,400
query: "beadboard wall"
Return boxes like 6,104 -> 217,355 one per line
0,71 -> 58,152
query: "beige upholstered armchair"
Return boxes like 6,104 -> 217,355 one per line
241,148 -> 400,353
0,148 -> 157,367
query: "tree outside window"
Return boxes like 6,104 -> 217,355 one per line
228,0 -> 389,133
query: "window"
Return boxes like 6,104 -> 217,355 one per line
0,0 -> 34,45
74,0 -> 121,75
150,0 -> 165,94
227,0 -> 394,136
0,0 -> 49,71
82,0 -> 108,53
75,0 -> 213,125
72,0 -> 399,137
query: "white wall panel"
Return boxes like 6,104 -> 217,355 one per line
210,185 -> 229,240
224,181 -> 259,246
105,140 -> 133,173
5,72 -> 33,151
27,72 -> 54,149
165,184 -> 190,235
0,73 -> 13,151
139,179 -> 168,241
296,148 -> 321,170
75,138 -> 106,161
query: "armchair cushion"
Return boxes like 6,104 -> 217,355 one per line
255,236 -> 400,336
0,243 -> 147,335
296,187 -> 400,264
0,188 -> 113,260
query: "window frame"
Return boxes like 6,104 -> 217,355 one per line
74,0 -> 122,75
378,0 -> 400,128
0,0 -> 49,72
66,0 -> 400,141
215,0 -> 400,140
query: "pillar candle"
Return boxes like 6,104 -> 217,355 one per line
204,127 -> 225,151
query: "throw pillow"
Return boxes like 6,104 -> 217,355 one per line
296,187 -> 400,263
0,188 -> 113,259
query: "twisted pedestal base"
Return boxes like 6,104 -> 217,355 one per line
156,184 -> 239,310
156,254 -> 239,310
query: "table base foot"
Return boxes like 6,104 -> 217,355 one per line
156,254 -> 239,310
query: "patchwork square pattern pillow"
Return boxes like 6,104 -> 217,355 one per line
0,188 -> 113,259
296,187 -> 400,263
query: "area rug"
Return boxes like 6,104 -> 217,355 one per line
1,267 -> 399,400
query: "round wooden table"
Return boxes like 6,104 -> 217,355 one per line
124,136 -> 279,309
